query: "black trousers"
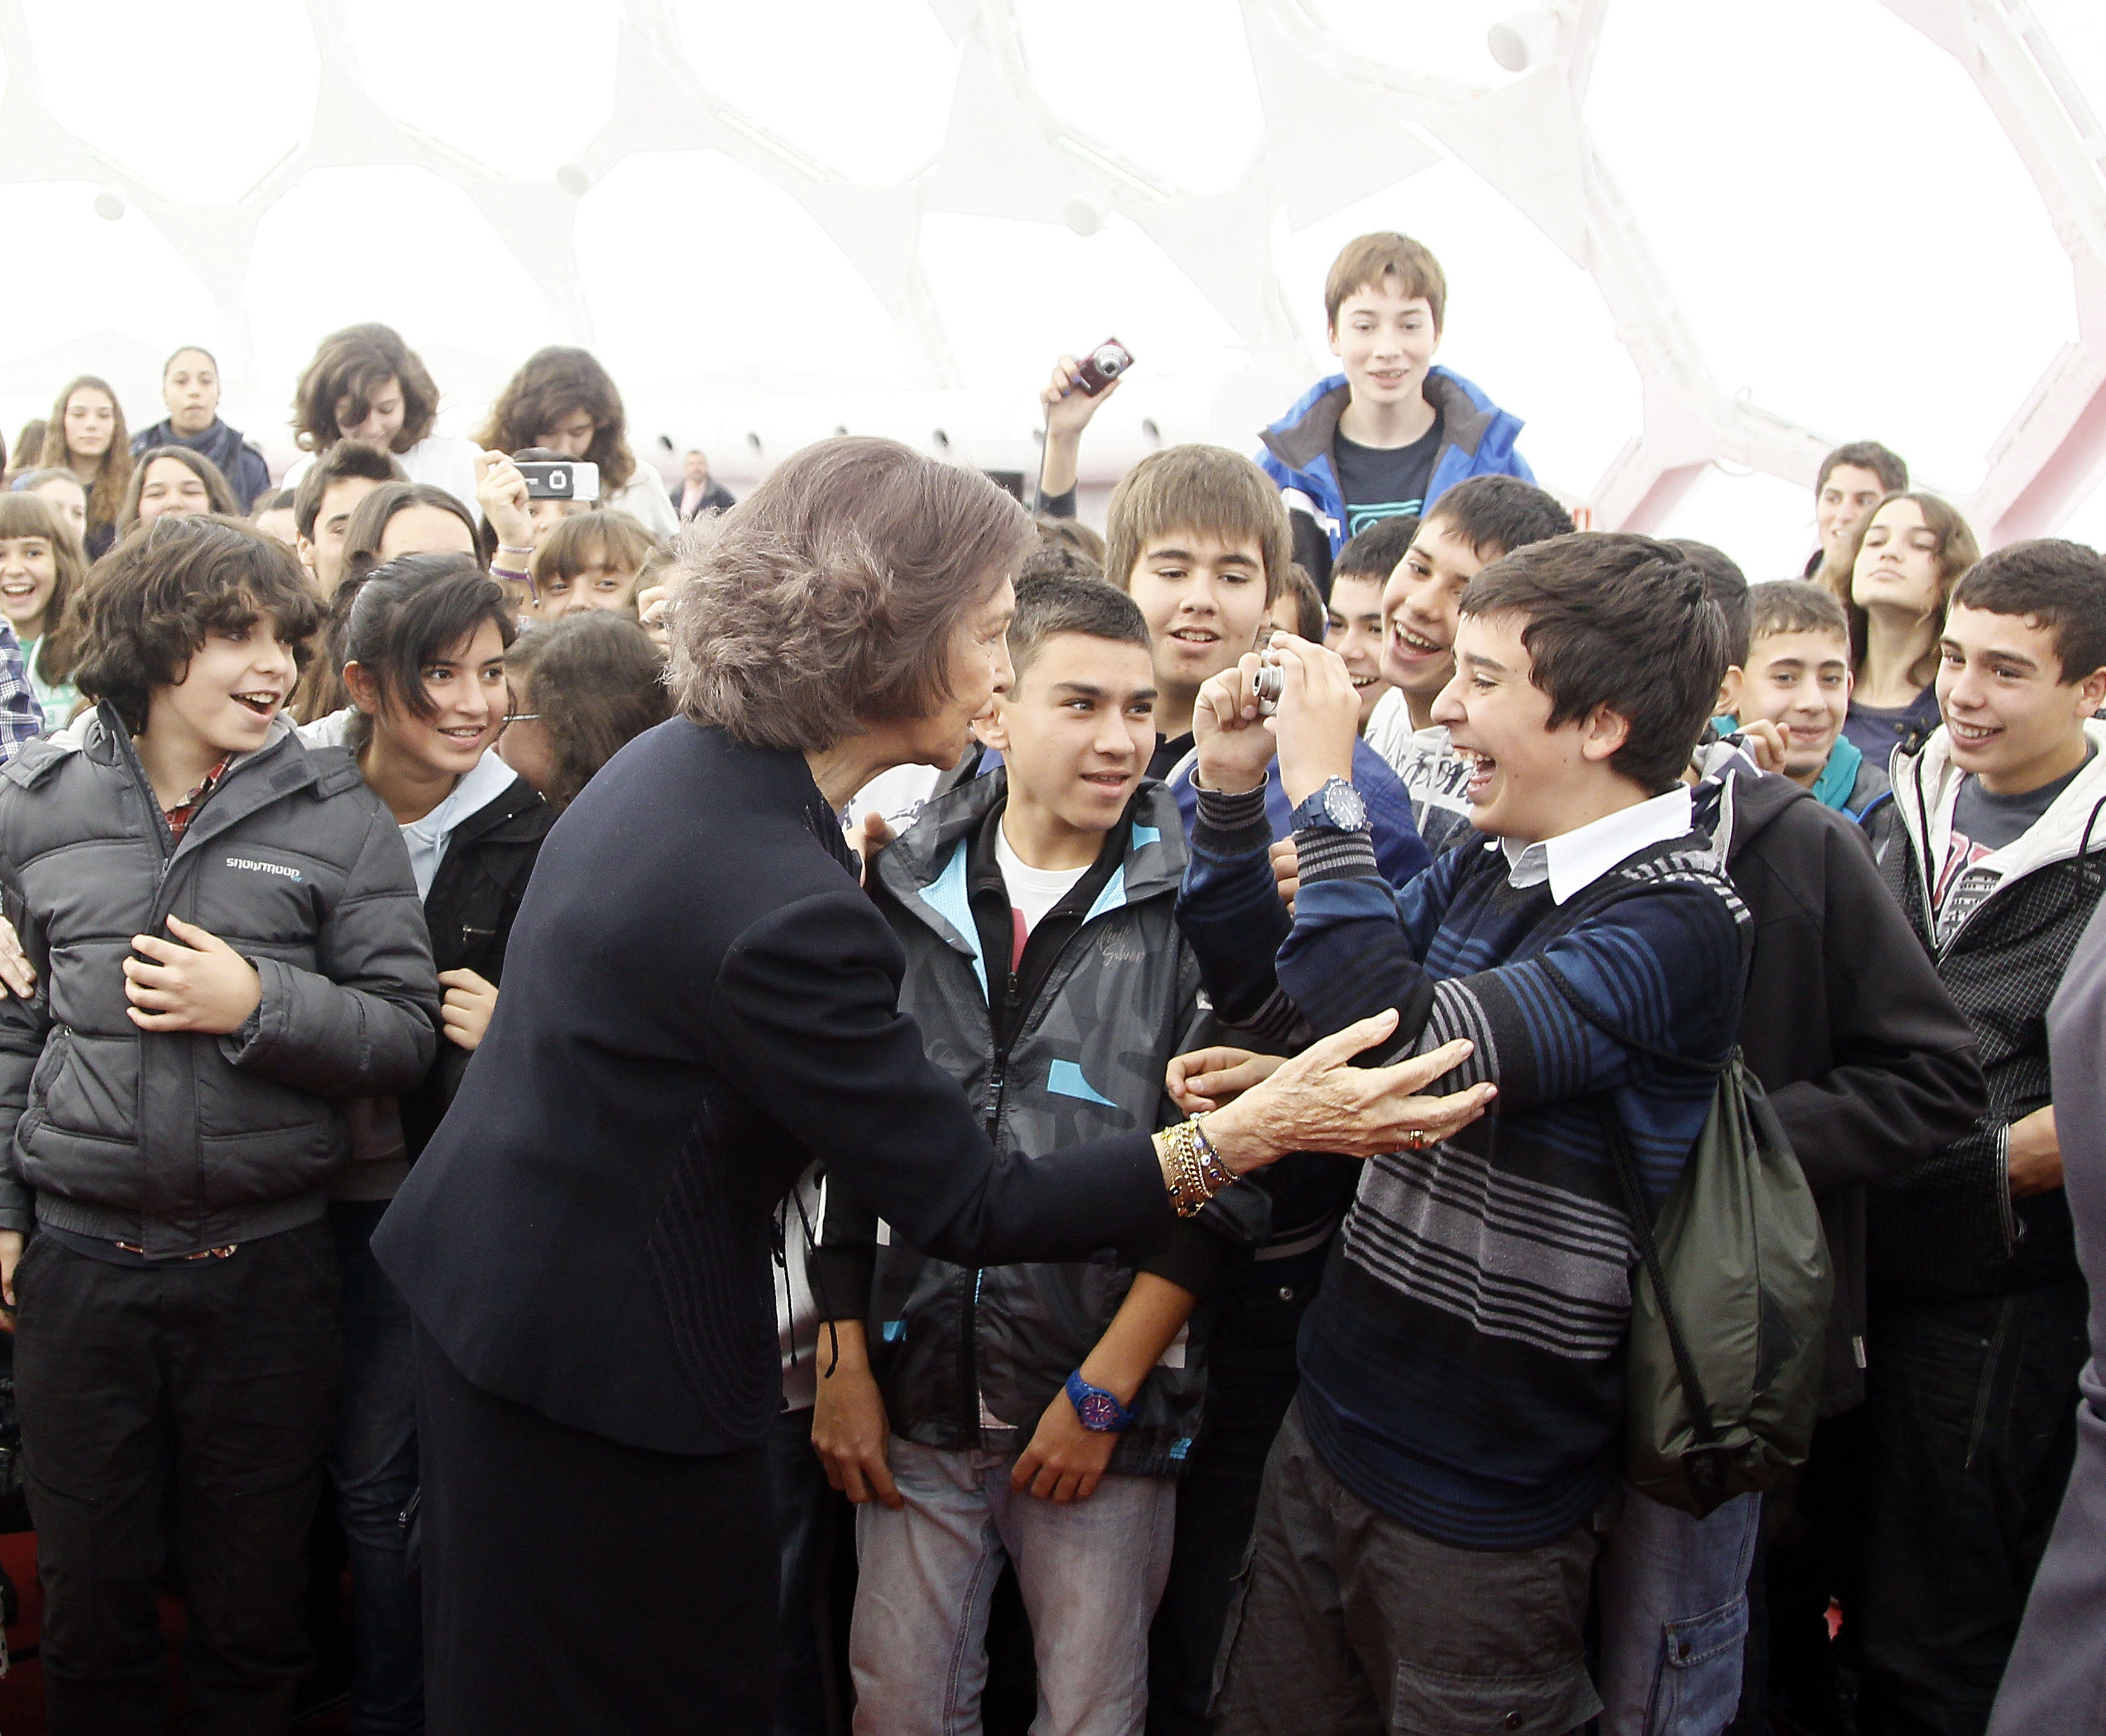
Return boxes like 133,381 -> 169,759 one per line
1858,1280 -> 2089,1736
13,1221 -> 343,1736
413,1325 -> 777,1735
1147,1250 -> 1322,1736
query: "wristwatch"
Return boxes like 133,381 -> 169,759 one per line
1064,1370 -> 1137,1433
1289,775 -> 1370,834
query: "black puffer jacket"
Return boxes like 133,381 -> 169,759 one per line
816,772 -> 1264,1476
401,772 -> 551,1157
1872,722 -> 2106,1305
0,707 -> 439,1255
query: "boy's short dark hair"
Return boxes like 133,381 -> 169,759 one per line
294,440 -> 407,541
1008,574 -> 1153,682
1324,232 -> 1447,333
1667,539 -> 1750,669
1460,533 -> 1730,794
1104,445 -> 1292,606
1747,580 -> 1849,647
1422,475 -> 1575,562
1281,563 -> 1325,641
1333,515 -> 1420,586
73,515 -> 324,735
1950,538 -> 2106,683
1817,441 -> 1908,496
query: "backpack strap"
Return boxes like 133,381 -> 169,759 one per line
1536,958 -> 1723,1450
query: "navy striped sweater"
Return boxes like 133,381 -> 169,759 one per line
1179,792 -> 1750,1548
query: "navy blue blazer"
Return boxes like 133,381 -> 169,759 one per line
374,720 -> 1173,1456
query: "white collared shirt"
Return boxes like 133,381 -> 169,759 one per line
1496,785 -> 1696,905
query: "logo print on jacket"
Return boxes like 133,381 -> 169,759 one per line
225,856 -> 301,881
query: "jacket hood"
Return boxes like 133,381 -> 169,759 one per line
878,769 -> 1187,962
1891,718 -> 2106,891
1697,753 -> 1815,869
1258,365 -> 1518,475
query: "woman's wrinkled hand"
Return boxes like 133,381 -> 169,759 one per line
1205,1012 -> 1494,1172
1167,1046 -> 1286,1116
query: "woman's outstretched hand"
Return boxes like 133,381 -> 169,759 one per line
1200,1011 -> 1493,1174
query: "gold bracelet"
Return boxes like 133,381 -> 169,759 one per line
1190,1116 -> 1232,1193
1154,1117 -> 1234,1218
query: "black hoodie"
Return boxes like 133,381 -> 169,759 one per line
1699,762 -> 1986,1412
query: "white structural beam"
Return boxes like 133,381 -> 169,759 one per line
1880,0 -> 2106,544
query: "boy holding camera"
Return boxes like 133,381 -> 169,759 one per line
1174,535 -> 1750,1732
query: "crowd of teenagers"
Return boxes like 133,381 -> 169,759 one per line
0,228 -> 2095,1736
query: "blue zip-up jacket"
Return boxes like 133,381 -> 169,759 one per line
1258,366 -> 1533,580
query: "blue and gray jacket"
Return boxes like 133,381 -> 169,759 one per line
1258,365 -> 1533,581
813,770 -> 1263,1477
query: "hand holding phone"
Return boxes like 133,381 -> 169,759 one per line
517,461 -> 601,502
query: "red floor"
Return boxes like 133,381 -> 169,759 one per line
0,1532 -> 347,1734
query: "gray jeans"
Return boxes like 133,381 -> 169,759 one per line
1212,1398 -> 1603,1735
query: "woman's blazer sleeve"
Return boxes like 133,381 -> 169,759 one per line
705,886 -> 1173,1265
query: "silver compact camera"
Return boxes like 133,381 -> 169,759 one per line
1255,642 -> 1286,715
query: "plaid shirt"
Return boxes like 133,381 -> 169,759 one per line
164,756 -> 233,847
0,623 -> 45,760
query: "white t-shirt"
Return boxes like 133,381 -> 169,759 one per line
996,821 -> 1091,939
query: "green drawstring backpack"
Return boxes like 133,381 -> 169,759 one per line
1541,962 -> 1832,1518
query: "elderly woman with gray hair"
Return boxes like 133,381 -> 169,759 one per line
373,436 -> 1493,1735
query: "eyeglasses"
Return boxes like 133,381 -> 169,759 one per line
500,713 -> 539,731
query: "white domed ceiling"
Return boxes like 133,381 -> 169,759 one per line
1,0 -> 2101,578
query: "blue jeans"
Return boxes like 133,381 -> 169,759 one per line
330,1200 -> 423,1736
851,1437 -> 1176,1736
1596,1489 -> 1761,1736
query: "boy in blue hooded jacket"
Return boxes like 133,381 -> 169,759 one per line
1259,231 -> 1533,593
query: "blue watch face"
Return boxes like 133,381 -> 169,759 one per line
1077,1390 -> 1126,1431
1325,780 -> 1368,829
